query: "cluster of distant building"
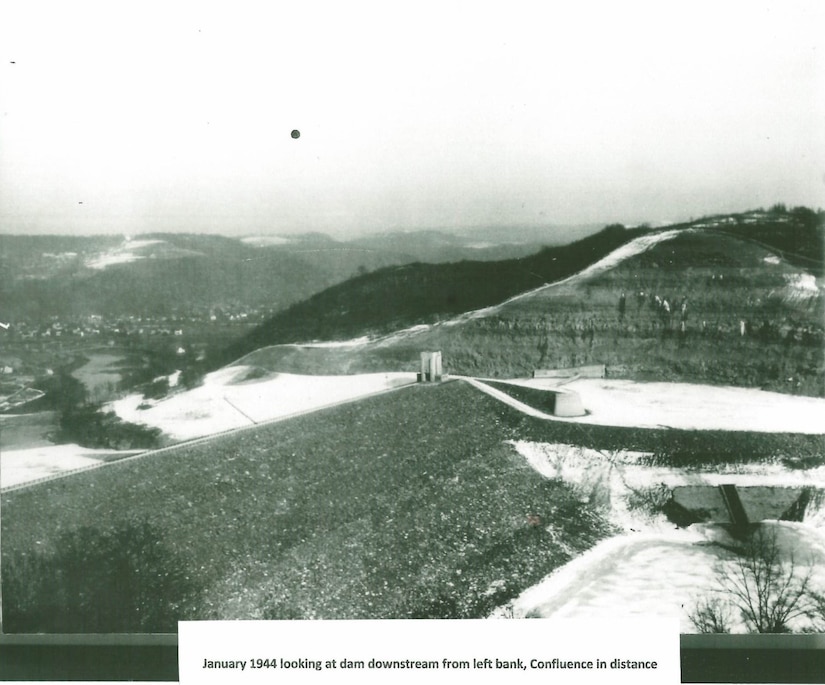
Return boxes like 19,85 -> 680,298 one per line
6,305 -> 276,342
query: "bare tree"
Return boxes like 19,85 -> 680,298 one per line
688,595 -> 732,634
723,526 -> 816,633
806,590 -> 825,633
691,525 -> 818,634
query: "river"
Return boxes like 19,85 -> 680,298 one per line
71,352 -> 126,400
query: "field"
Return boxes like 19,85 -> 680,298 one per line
1,381 -> 615,632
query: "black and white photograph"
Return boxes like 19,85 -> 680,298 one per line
1,1 -> 823,681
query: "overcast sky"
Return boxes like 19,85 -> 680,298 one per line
1,1 -> 822,237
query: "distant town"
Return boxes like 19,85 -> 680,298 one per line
0,304 -> 273,411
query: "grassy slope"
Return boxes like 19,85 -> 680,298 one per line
1,382 -> 614,631
242,230 -> 824,396
713,207 -> 824,275
219,225 -> 646,364
4,379 -> 822,632
481,230 -> 824,394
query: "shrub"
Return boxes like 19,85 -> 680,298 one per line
688,596 -> 732,634
144,377 -> 169,399
2,519 -> 201,632
57,404 -> 162,450
688,525 -> 821,634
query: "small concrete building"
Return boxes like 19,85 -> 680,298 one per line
419,351 -> 443,382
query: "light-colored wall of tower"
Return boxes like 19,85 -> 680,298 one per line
419,351 -> 443,382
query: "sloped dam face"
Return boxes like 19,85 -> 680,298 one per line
667,486 -> 824,527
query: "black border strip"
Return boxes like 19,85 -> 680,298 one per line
681,635 -> 825,683
3,634 -> 825,682
0,634 -> 178,681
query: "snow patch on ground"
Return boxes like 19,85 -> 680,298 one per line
783,273 -> 821,304
374,324 -> 433,347
364,230 -> 686,345
87,252 -> 146,269
562,229 -> 687,284
787,273 -> 820,293
109,367 -> 416,442
291,337 -> 372,348
239,338 -> 375,363
495,529 -> 720,628
497,441 -> 825,632
510,441 -> 825,534
1,444 -> 141,489
512,442 -> 668,533
450,230 -> 687,326
86,239 -> 164,270
240,236 -> 292,246
517,378 -> 825,434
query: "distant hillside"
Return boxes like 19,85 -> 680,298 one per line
694,206 -> 824,275
347,223 -> 599,263
0,230 -> 550,321
220,224 -> 647,364
235,213 -> 824,396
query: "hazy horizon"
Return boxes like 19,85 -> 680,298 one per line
1,1 -> 823,238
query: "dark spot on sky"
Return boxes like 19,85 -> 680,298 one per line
291,130 -> 300,139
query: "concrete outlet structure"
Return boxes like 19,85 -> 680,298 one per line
553,390 -> 586,417
670,485 -> 809,527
